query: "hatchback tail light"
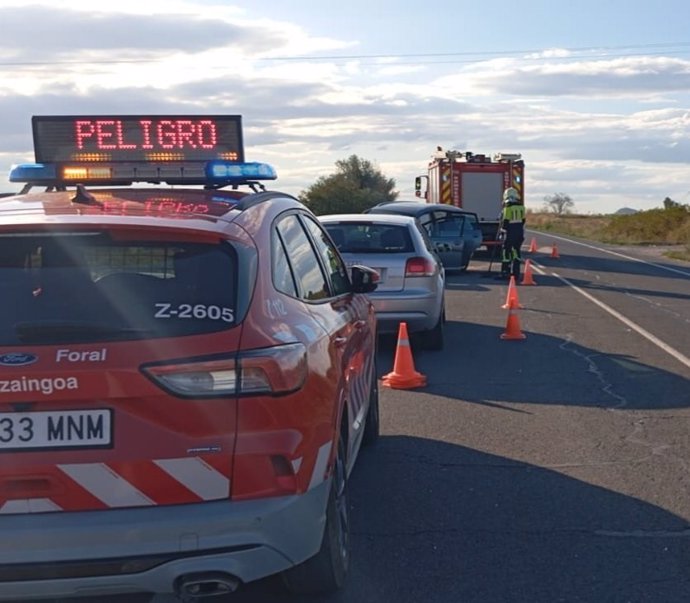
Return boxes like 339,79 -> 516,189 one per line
405,257 -> 436,277
142,343 -> 307,398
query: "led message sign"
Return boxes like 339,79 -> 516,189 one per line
32,115 -> 244,163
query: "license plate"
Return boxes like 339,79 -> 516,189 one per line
0,409 -> 112,451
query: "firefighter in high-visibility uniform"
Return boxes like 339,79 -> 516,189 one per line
499,187 -> 526,279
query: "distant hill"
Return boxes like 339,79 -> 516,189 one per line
614,207 -> 638,215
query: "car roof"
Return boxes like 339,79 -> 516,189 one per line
367,202 -> 478,217
0,187 -> 301,234
319,213 -> 418,226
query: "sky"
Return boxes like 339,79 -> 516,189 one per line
1,0 -> 690,214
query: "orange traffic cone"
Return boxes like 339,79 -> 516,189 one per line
382,322 -> 427,389
500,307 -> 527,340
550,243 -> 560,258
521,259 -> 537,285
528,237 -> 538,253
501,275 -> 523,309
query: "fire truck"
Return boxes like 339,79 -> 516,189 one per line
414,149 -> 525,251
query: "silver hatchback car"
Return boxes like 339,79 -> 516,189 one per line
320,214 -> 446,350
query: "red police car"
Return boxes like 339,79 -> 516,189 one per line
0,115 -> 379,600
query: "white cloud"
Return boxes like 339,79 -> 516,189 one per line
0,3 -> 689,213
436,55 -> 690,98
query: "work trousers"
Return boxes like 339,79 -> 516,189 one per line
501,231 -> 524,278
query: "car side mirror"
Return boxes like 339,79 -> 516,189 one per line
351,265 -> 379,293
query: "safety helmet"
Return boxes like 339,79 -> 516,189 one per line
503,187 -> 519,202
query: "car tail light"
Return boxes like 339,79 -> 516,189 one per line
142,343 -> 307,398
405,257 -> 436,277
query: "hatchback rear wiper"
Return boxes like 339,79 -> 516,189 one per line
15,321 -> 152,344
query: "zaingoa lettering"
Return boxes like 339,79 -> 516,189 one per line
0,376 -> 79,395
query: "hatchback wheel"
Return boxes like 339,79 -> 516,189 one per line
283,435 -> 349,594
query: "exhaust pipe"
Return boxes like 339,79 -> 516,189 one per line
175,571 -> 240,601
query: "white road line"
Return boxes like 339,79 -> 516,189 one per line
531,263 -> 548,276
532,266 -> 690,370
527,231 -> 690,277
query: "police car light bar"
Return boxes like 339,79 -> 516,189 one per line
8,114 -> 278,188
9,160 -> 278,187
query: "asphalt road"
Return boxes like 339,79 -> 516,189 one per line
36,231 -> 690,603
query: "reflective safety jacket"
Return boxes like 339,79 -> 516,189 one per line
502,201 -> 526,233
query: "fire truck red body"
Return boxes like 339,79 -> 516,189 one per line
415,150 -> 525,250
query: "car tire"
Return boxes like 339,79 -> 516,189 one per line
423,309 -> 445,351
282,435 -> 349,595
362,359 -> 379,446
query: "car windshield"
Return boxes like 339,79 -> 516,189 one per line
0,231 -> 236,344
325,223 -> 413,253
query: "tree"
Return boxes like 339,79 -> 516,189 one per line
663,197 -> 681,210
300,155 -> 398,215
543,193 -> 574,215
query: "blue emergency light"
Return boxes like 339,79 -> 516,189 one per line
206,161 -> 277,182
9,163 -> 57,184
9,160 -> 277,188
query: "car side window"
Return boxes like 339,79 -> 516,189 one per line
272,228 -> 298,297
276,214 -> 330,301
301,215 -> 351,297
417,214 -> 432,231
433,215 -> 466,237
415,222 -> 435,253
416,214 -> 433,238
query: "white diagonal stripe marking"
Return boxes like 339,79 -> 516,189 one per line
58,463 -> 155,507
154,457 -> 229,500
0,498 -> 62,514
309,441 -> 332,490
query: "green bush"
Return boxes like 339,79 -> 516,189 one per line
602,206 -> 690,244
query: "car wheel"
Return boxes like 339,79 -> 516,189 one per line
362,359 -> 379,446
423,309 -> 445,351
282,435 -> 349,594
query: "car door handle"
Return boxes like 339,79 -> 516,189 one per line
334,336 -> 348,347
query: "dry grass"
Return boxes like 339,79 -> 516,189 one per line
527,210 -> 690,262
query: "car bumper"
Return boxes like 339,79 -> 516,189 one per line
0,479 -> 330,600
370,290 -> 442,334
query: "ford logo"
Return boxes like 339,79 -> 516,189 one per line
0,353 -> 38,367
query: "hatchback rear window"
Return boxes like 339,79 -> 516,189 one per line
0,231 -> 236,345
325,224 -> 413,253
